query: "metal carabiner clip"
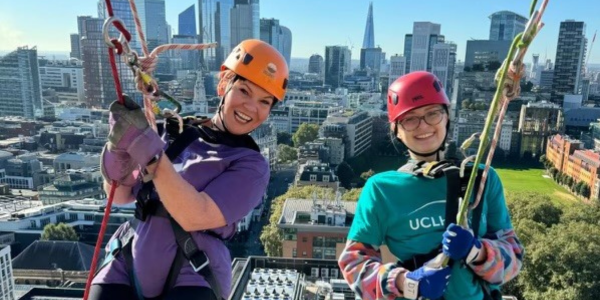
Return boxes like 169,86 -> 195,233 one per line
102,16 -> 129,54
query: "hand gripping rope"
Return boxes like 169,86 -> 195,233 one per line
82,1 -> 217,299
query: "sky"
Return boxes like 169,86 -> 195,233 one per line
2,0 -> 600,64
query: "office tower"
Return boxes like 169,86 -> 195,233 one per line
489,11 -> 528,41
0,47 -> 42,119
179,4 -> 197,36
551,20 -> 587,105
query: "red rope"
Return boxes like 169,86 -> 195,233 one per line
82,1 -> 127,298
107,48 -> 125,104
83,181 -> 118,300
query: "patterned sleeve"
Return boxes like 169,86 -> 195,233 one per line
468,229 -> 524,284
338,240 -> 406,300
468,167 -> 524,284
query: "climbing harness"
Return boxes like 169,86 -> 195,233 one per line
83,0 -> 217,299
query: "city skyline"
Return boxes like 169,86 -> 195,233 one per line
2,0 -> 600,64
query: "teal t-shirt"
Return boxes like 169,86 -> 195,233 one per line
347,166 -> 513,300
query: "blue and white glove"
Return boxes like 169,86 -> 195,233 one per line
403,256 -> 452,300
442,223 -> 482,263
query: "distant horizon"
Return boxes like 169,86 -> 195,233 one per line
7,49 -> 599,66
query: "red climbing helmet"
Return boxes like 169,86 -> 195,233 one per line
387,71 -> 450,122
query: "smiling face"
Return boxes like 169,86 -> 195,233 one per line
220,78 -> 275,135
392,104 -> 448,161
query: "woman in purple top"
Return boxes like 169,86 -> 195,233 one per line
90,39 -> 289,300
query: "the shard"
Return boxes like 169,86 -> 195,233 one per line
362,2 -> 375,49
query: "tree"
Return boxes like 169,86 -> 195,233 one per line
277,144 -> 297,163
519,222 -> 600,300
486,60 -> 502,71
549,167 -> 558,178
506,192 -> 562,227
336,162 -> 356,189
539,154 -> 547,165
41,223 -> 78,241
276,131 -> 293,146
581,184 -> 591,198
342,188 -> 363,201
360,169 -> 375,181
474,102 -> 487,110
292,123 -> 320,147
461,99 -> 471,110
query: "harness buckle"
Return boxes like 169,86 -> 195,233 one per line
189,251 -> 210,273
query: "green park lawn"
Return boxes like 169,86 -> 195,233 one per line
495,167 -> 579,205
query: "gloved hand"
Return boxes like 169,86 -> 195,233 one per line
442,223 -> 482,263
100,145 -> 140,186
107,95 -> 165,167
403,256 -> 452,300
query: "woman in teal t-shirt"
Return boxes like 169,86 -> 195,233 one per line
338,71 -> 523,300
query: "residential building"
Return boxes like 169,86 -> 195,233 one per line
0,47 -> 42,119
551,20 -> 587,105
518,101 -> 563,157
546,134 -> 600,200
488,11 -> 528,41
295,160 -> 339,189
321,110 -> 373,158
0,246 -> 15,300
324,46 -> 352,88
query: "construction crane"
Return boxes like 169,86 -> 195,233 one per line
586,29 -> 597,67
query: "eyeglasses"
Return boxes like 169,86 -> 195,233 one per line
398,109 -> 446,131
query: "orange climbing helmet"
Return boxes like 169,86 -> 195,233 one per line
222,39 -> 289,101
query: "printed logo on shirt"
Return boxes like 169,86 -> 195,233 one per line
407,199 -> 446,231
409,216 -> 445,230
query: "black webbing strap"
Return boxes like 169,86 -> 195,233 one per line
169,217 -> 223,300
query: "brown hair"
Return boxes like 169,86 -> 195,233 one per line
217,69 -> 237,96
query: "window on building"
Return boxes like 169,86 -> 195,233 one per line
302,251 -> 307,257
302,237 -> 308,243
310,174 -> 317,181
292,248 -> 297,257
323,175 -> 330,182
